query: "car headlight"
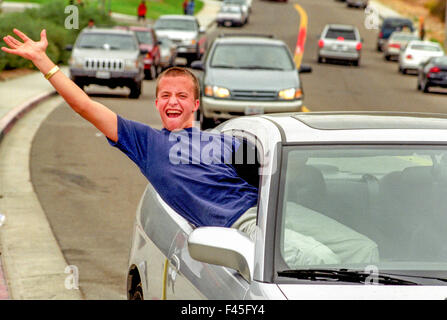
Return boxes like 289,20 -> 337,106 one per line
184,39 -> 196,45
69,57 -> 83,68
205,85 -> 230,98
124,59 -> 139,70
278,88 -> 302,100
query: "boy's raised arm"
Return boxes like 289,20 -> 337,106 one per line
1,29 -> 118,142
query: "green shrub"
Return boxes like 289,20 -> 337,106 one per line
0,0 -> 115,72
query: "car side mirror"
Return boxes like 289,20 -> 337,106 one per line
298,64 -> 312,73
190,60 -> 205,71
65,44 -> 73,51
188,227 -> 254,282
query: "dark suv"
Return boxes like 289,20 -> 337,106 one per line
377,17 -> 414,52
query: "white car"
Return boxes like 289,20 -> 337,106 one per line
127,112 -> 447,300
398,40 -> 444,74
216,4 -> 247,27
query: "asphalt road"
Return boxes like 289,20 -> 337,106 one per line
29,0 -> 447,300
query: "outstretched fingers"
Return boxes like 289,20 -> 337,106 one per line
13,28 -> 32,43
3,35 -> 22,49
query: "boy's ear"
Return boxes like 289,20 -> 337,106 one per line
193,99 -> 200,112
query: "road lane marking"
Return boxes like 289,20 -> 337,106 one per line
294,3 -> 308,68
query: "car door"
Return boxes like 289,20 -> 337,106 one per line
165,130 -> 262,299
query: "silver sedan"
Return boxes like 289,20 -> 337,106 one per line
127,112 -> 447,299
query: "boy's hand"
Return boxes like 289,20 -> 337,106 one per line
1,29 -> 48,62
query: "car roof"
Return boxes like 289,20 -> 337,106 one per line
81,27 -> 135,36
230,112 -> 447,144
325,24 -> 357,30
407,40 -> 442,47
215,34 -> 285,46
157,14 -> 197,21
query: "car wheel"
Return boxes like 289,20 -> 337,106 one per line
200,111 -> 215,130
377,44 -> 382,52
417,80 -> 421,91
353,59 -> 359,66
129,81 -> 142,99
385,55 -> 390,61
317,56 -> 323,63
129,283 -> 143,300
422,80 -> 430,93
146,65 -> 157,80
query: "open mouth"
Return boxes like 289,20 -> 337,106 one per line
166,109 -> 182,118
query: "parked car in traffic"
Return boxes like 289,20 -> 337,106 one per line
126,111 -> 447,300
346,0 -> 368,8
417,56 -> 447,93
158,37 -> 177,70
190,34 -> 312,129
67,27 -> 145,99
216,4 -> 247,27
317,24 -> 363,66
398,40 -> 444,74
377,17 -> 414,52
153,15 -> 207,65
115,26 -> 162,80
383,31 -> 419,61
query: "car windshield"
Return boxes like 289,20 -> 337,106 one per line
277,145 -> 447,275
410,44 -> 442,52
210,44 -> 294,70
135,31 -> 154,45
154,19 -> 197,31
383,20 -> 413,30
221,6 -> 242,13
77,33 -> 137,50
325,28 -> 357,40
224,0 -> 247,5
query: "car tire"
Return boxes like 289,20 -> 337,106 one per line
422,81 -> 430,93
129,81 -> 142,99
417,80 -> 421,91
317,56 -> 323,63
377,44 -> 382,52
129,283 -> 143,300
146,65 -> 157,80
353,59 -> 359,66
200,111 -> 215,130
385,55 -> 390,61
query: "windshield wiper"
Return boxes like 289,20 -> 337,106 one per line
278,269 -> 418,285
211,64 -> 238,69
238,65 -> 285,70
79,45 -> 98,49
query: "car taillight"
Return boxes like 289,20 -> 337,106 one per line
337,36 -> 344,41
318,39 -> 324,48
379,31 -> 383,38
356,42 -> 362,50
146,52 -> 152,59
429,67 -> 440,73
389,43 -> 400,49
406,54 -> 412,59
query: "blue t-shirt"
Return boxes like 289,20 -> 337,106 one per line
108,115 -> 258,227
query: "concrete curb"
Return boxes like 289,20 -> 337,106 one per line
0,90 -> 56,144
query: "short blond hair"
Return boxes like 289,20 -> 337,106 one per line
156,67 -> 200,100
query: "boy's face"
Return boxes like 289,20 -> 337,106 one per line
155,75 -> 200,131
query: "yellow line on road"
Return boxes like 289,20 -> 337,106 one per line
293,4 -> 308,68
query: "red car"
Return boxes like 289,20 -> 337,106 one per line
116,26 -> 162,80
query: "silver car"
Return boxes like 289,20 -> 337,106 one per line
153,15 -> 207,65
216,4 -> 247,27
317,24 -> 363,66
68,28 -> 145,98
190,34 -> 312,130
127,112 -> 447,300
383,31 -> 419,61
